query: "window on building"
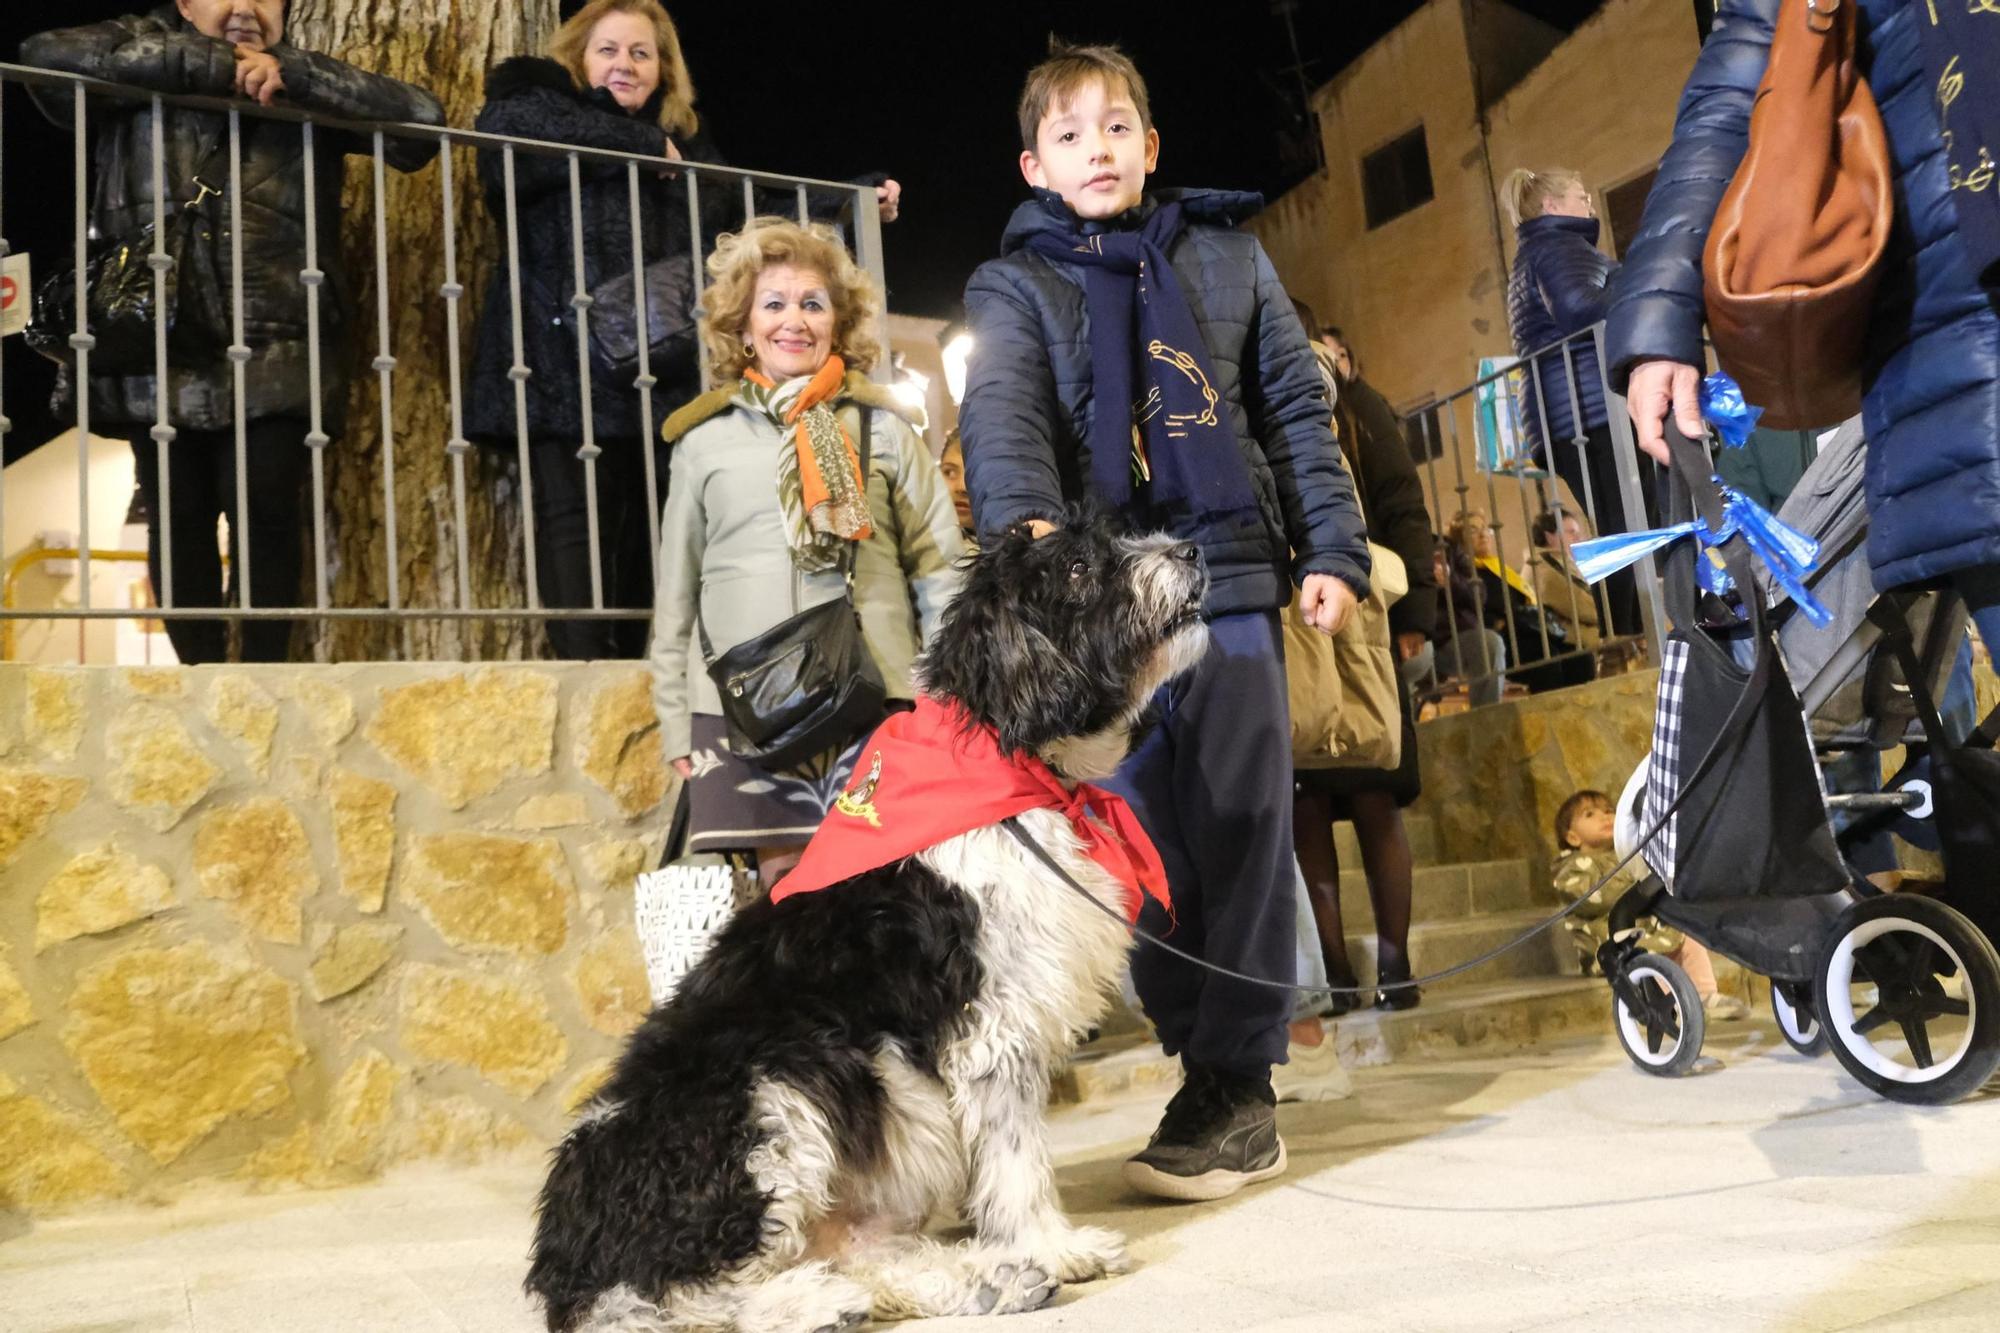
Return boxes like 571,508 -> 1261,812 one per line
1604,170 -> 1659,258
1361,126 -> 1434,230
1403,399 -> 1446,466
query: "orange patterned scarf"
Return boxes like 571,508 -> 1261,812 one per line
741,356 -> 873,570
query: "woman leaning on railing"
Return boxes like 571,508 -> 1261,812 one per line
18,0 -> 443,664
463,0 -> 901,660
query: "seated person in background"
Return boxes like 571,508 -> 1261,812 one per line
1529,507 -> 1604,654
1553,789 -> 1747,1019
1426,538 -> 1507,708
21,0 -> 445,664
1449,509 -> 1592,694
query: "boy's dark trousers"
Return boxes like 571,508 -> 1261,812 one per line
1102,609 -> 1298,1080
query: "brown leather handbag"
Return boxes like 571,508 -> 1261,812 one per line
1702,0 -> 1892,429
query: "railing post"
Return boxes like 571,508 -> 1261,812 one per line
370,131 -> 401,636
685,170 -> 710,393
567,153 -> 605,613
1594,324 -> 1666,660
71,85 -> 94,611
228,110 -> 253,620
627,162 -> 661,581
439,133 -> 473,612
1560,336 -> 1620,644
852,184 -> 889,383
301,119 -> 329,613
147,97 -> 178,612
502,145 -> 541,610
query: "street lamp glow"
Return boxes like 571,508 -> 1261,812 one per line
942,332 -> 974,406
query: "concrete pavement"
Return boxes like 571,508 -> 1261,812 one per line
5,1022 -> 1996,1332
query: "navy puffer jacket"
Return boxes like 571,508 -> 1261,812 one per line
960,188 -> 1370,616
1605,0 -> 2000,589
1507,214 -> 1616,446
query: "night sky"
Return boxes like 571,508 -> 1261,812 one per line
3,0 -> 1613,458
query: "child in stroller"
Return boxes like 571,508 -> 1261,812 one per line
1596,422 -> 2000,1104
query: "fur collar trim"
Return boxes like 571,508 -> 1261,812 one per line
483,56 -> 667,122
662,371 -> 922,444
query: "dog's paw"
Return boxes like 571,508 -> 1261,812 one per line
965,1263 -> 1060,1316
808,1310 -> 870,1333
1031,1225 -> 1133,1283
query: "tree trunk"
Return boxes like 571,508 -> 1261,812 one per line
288,0 -> 558,661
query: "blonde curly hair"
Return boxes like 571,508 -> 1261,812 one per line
699,218 -> 882,383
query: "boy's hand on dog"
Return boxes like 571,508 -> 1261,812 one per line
1299,574 -> 1357,635
670,756 -> 694,779
1023,519 -> 1059,539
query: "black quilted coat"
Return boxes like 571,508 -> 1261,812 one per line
1506,213 -> 1615,447
960,188 -> 1370,617
464,57 -> 723,450
463,57 -> 885,451
20,8 -> 444,434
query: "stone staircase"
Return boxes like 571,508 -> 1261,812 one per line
1054,813 -> 1608,1105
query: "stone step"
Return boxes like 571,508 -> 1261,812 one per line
1342,908 -> 1573,987
1331,976 -> 1610,1069
1331,858 -> 1543,933
1331,812 -> 1441,867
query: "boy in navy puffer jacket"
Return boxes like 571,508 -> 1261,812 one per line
959,42 -> 1369,1203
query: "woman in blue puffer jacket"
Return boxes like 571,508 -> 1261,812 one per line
1504,167 -> 1641,636
1606,0 -> 2000,644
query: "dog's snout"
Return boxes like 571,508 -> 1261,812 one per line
1172,543 -> 1199,564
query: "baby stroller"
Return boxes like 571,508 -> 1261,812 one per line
1602,422 -> 2000,1104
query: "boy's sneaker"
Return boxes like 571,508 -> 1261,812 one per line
1123,1067 -> 1287,1202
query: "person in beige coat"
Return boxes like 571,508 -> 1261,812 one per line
648,219 -> 964,884
1529,507 -> 1604,653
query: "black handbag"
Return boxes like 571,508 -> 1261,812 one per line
700,407 -> 887,771
26,181 -> 227,379
588,253 -> 698,382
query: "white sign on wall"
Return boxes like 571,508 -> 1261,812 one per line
0,252 -> 30,337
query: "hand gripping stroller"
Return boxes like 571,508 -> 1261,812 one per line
1602,422 -> 2000,1103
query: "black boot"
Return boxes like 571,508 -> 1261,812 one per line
1375,958 -> 1421,1011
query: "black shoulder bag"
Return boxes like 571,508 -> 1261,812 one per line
699,405 -> 887,771
27,170 -> 229,378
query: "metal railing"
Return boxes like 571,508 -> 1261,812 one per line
0,61 -> 889,658
1401,324 -> 1667,710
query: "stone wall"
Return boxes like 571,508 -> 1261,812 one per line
0,663 -> 671,1215
1413,668 -> 1659,885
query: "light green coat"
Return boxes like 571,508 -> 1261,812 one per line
648,376 -> 966,762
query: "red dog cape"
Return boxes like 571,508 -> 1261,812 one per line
774,696 -> 1170,923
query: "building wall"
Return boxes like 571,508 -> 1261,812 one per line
0,661 -> 673,1213
1250,0 -> 1506,414
1485,0 -> 1699,266
1250,0 -> 1701,542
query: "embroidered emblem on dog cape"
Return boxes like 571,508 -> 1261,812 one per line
833,751 -> 883,827
775,696 -> 1170,923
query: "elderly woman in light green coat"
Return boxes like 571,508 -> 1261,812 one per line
649,218 -> 964,885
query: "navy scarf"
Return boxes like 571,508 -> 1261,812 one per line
1027,202 -> 1259,523
1914,3 -> 2000,292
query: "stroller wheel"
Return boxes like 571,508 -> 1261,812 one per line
1770,981 -> 1827,1057
1816,894 -> 2000,1105
1611,953 -> 1706,1077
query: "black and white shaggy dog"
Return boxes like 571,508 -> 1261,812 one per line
526,514 -> 1208,1332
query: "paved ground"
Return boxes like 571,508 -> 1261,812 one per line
6,1021 -> 1998,1332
